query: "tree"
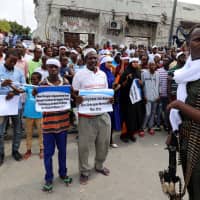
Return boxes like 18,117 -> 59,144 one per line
9,21 -> 31,35
0,20 -> 11,33
0,19 -> 31,35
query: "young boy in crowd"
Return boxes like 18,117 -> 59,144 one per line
23,72 -> 43,159
34,58 -> 72,192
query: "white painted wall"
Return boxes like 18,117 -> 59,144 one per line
33,0 -> 200,46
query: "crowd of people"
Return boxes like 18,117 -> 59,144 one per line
0,24 -> 200,198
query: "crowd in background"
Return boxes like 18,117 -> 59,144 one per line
0,38 -> 189,188
0,38 -> 189,147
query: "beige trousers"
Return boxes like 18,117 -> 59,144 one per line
25,118 -> 43,150
78,113 -> 111,176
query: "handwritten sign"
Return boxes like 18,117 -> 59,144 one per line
78,89 -> 114,114
36,86 -> 71,112
0,95 -> 20,116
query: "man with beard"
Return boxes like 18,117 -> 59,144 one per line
72,49 -> 112,185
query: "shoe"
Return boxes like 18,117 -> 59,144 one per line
95,167 -> 110,176
148,128 -> 155,135
164,126 -> 169,131
130,135 -> 137,142
23,150 -> 32,160
12,151 -> 22,161
0,154 -> 4,166
110,143 -> 119,148
80,174 -> 89,185
138,130 -> 145,137
154,126 -> 161,131
120,135 -> 129,143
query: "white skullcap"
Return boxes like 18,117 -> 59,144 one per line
46,58 -> 61,68
152,45 -> 158,49
83,48 -> 97,57
176,51 -> 185,59
100,56 -> 113,65
99,49 -> 105,55
103,49 -> 112,55
148,59 -> 155,64
119,44 -> 125,49
70,49 -> 78,55
59,46 -> 67,50
129,57 -> 139,63
22,42 -> 27,49
35,44 -> 42,49
120,56 -> 129,60
154,53 -> 161,58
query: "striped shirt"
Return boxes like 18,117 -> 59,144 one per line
168,65 -> 182,98
40,78 -> 70,134
158,67 -> 168,97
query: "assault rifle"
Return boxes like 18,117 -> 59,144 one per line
159,132 -> 183,200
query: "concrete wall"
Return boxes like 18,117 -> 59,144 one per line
33,0 -> 200,46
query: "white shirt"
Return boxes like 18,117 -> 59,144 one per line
24,53 -> 33,63
72,67 -> 108,115
72,67 -> 108,90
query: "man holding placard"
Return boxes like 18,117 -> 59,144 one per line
34,58 -> 72,192
0,49 -> 25,165
72,48 -> 113,185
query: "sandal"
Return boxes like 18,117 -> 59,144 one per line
80,174 -> 89,185
23,150 -> 31,160
60,176 -> 73,185
148,128 -> 155,135
42,182 -> 53,192
95,167 -> 110,176
138,130 -> 145,137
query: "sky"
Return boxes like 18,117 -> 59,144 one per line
0,0 -> 199,31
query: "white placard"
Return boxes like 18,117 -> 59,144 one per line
78,89 -> 114,114
129,79 -> 142,104
0,95 -> 20,116
35,86 -> 71,112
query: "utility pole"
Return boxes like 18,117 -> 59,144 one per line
22,0 -> 26,27
168,0 -> 177,48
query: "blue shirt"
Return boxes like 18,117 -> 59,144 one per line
0,64 -> 26,110
60,65 -> 70,77
23,85 -> 42,119
0,64 -> 25,95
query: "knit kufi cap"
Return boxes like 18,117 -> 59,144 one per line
70,49 -> 78,55
176,51 -> 185,59
59,46 -> 67,50
46,58 -> 61,68
129,57 -> 139,63
83,48 -> 97,58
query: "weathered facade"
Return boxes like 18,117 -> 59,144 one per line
33,0 -> 200,47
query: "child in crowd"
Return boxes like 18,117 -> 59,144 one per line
34,58 -> 72,192
60,56 -> 71,79
23,72 -> 43,159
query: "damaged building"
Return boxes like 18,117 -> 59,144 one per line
33,0 -> 200,47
